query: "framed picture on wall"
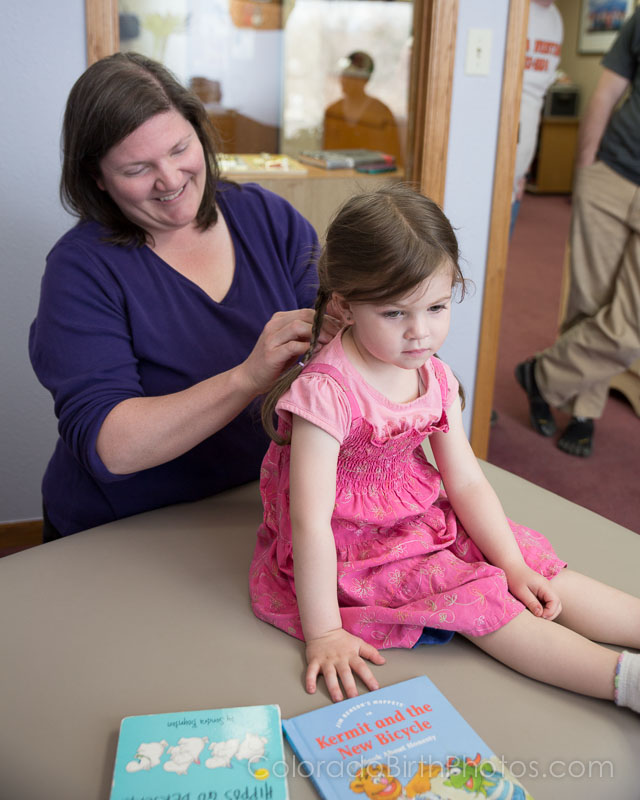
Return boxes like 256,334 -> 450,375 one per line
578,0 -> 635,54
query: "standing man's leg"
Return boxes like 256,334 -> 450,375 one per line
517,162 -> 640,455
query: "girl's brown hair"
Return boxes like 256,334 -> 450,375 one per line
262,185 -> 466,443
60,52 -> 221,247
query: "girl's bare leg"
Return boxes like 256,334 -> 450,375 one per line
465,610 -> 618,699
550,569 -> 640,647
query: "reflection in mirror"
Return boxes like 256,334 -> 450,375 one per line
322,51 -> 402,164
283,2 -> 411,165
117,0 -> 411,160
118,0 -> 283,152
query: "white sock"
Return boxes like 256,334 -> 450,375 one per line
614,651 -> 640,712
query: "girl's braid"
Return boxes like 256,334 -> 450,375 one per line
261,285 -> 333,445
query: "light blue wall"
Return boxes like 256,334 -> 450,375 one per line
0,1 -> 86,522
441,0 -> 509,435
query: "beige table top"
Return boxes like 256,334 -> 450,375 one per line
221,159 -> 404,240
1,461 -> 637,800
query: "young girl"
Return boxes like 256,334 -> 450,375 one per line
250,186 -> 640,711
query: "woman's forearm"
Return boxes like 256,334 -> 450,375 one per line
96,362 -> 258,474
96,306 -> 340,475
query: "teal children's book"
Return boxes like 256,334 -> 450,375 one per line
109,704 -> 288,800
283,676 -> 533,799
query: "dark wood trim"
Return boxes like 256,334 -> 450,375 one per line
406,0 -> 428,184
85,0 -> 119,65
0,520 -> 43,548
470,0 -> 530,458
409,0 -> 459,207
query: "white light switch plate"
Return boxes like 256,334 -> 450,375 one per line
465,28 -> 492,76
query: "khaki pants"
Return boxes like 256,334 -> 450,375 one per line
536,161 -> 640,418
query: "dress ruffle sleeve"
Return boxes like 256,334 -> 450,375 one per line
435,358 -> 460,409
276,373 -> 352,444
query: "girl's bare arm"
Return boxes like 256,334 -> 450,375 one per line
430,397 -> 561,620
289,415 -> 384,701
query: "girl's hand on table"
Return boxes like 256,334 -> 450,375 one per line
305,628 -> 385,703
506,563 -> 562,621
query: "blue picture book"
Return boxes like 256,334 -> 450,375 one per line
283,675 -> 533,799
109,704 -> 288,800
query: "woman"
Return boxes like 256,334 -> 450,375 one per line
30,52 -> 334,538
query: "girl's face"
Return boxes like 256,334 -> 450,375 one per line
338,267 -> 454,372
97,108 -> 206,240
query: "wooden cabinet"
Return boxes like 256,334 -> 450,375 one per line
224,163 -> 403,239
207,109 -> 279,154
528,116 -> 579,194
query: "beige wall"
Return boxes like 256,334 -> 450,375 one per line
554,0 -> 638,115
555,0 -> 605,115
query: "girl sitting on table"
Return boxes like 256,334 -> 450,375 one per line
30,52 -> 337,539
250,185 -> 640,715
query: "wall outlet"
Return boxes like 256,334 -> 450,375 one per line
465,28 -> 492,76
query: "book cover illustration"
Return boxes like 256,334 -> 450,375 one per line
109,704 -> 288,800
283,676 -> 533,800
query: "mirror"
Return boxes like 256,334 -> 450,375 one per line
114,0 -> 412,161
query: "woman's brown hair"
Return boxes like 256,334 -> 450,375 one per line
262,185 -> 466,444
60,52 -> 221,247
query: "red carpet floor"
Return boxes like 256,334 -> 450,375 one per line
487,192 -> 639,534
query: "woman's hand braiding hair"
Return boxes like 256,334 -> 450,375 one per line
261,287 -> 332,445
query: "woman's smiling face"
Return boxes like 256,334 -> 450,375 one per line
96,108 -> 206,240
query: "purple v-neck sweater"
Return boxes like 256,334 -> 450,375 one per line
30,183 -> 319,534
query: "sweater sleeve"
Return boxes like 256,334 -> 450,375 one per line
286,205 -> 320,309
243,183 -> 319,308
29,237 -> 143,483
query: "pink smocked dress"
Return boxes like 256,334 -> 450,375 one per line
249,333 -> 566,649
